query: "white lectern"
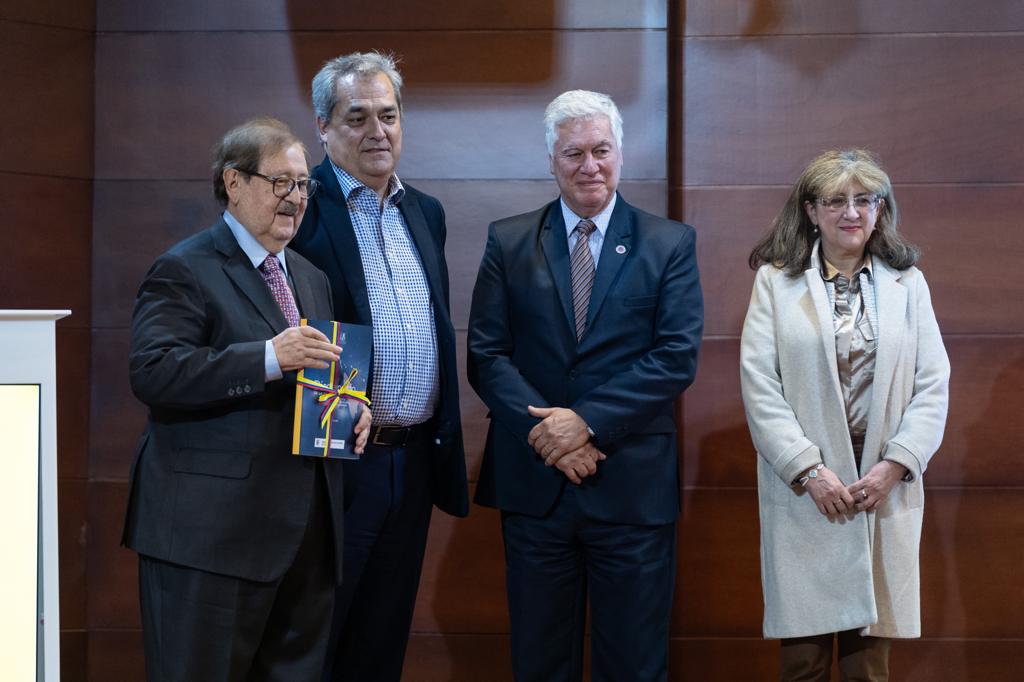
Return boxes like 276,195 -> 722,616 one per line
0,310 -> 69,682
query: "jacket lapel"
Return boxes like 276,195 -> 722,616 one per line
399,192 -> 445,305
313,160 -> 373,323
212,220 -> 288,334
804,245 -> 845,409
585,195 -> 633,334
539,204 -> 576,337
863,260 -> 907,466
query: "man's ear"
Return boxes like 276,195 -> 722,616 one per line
223,168 -> 242,205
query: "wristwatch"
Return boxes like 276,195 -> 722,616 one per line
797,463 -> 824,487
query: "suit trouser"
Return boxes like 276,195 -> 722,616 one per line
322,437 -> 434,682
138,463 -> 335,682
779,630 -> 891,682
501,484 -> 677,682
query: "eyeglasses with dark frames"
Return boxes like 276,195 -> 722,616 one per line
240,170 -> 320,199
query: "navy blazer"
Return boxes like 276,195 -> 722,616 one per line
468,196 -> 704,524
290,157 -> 469,518
123,220 -> 345,582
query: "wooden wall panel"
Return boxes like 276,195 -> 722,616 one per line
91,180 -> 667,330
671,487 -> 1024,639
87,481 -> 138,630
58,478 -> 88,629
56,327 -> 92,478
680,1 -> 1024,36
94,30 -> 666,181
0,1 -> 94,30
685,337 -> 1024,488
403,633 -> 513,682
87,630 -> 144,682
0,175 -> 92,322
60,630 -> 88,682
680,35 -> 1024,186
682,185 -> 1024,336
98,0 -> 665,31
412,485 -> 507,632
89,329 -> 145,480
0,21 -> 93,178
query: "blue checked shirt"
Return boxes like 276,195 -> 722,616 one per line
332,162 -> 439,426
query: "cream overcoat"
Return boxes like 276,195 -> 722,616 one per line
739,249 -> 949,639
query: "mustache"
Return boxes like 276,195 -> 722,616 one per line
277,201 -> 300,216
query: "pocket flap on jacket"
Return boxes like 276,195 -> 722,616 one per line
173,449 -> 252,479
623,294 -> 659,308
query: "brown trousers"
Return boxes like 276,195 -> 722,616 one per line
779,630 -> 890,682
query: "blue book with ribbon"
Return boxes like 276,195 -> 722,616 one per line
291,319 -> 372,459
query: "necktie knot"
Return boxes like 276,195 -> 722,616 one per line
575,219 -> 597,238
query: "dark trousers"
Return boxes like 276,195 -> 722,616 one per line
138,464 -> 335,682
501,485 -> 677,682
780,630 -> 891,682
322,440 -> 434,682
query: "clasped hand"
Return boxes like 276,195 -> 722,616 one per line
527,405 -> 606,484
805,460 -> 908,517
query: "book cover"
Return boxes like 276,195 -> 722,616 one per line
291,319 -> 372,459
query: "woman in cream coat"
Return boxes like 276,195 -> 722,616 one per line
740,150 -> 949,681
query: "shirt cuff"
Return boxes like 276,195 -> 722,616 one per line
265,340 -> 282,382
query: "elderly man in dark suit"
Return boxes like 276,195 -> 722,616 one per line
289,52 -> 469,682
124,118 -> 370,681
468,90 -> 704,682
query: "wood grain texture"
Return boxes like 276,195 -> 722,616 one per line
86,481 -> 138,629
95,30 -> 666,181
0,174 -> 92,322
679,1 -> 1024,36
677,35 -> 1024,186
58,478 -> 87,630
684,336 -> 1024,488
57,326 -> 91,479
412,484 -> 508,632
677,185 -> 1024,336
89,329 -> 146,481
59,630 -> 88,682
98,0 -> 666,31
0,2 -> 95,30
0,23 -> 93,178
403,633 -> 513,682
88,629 -> 144,682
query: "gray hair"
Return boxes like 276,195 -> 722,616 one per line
543,90 -> 623,155
311,51 -> 404,122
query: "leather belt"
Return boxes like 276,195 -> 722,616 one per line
369,422 -> 431,448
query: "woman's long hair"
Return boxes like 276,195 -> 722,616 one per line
748,149 -> 920,275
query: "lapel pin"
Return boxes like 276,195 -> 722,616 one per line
615,244 -> 627,255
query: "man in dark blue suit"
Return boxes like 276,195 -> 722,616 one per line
289,52 -> 469,682
468,90 -> 704,681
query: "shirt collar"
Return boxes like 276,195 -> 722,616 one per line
813,239 -> 873,283
561,193 -> 617,240
329,158 -> 404,204
223,210 -> 287,274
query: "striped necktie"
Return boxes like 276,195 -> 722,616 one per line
570,219 -> 597,340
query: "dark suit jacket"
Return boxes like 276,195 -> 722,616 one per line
289,157 -> 469,518
123,219 -> 344,583
468,196 -> 704,525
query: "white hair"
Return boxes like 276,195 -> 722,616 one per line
543,90 -> 623,155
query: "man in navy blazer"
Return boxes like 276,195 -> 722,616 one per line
468,90 -> 704,681
289,52 -> 469,682
124,118 -> 371,680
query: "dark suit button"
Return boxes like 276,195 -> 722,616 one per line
569,370 -> 577,379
